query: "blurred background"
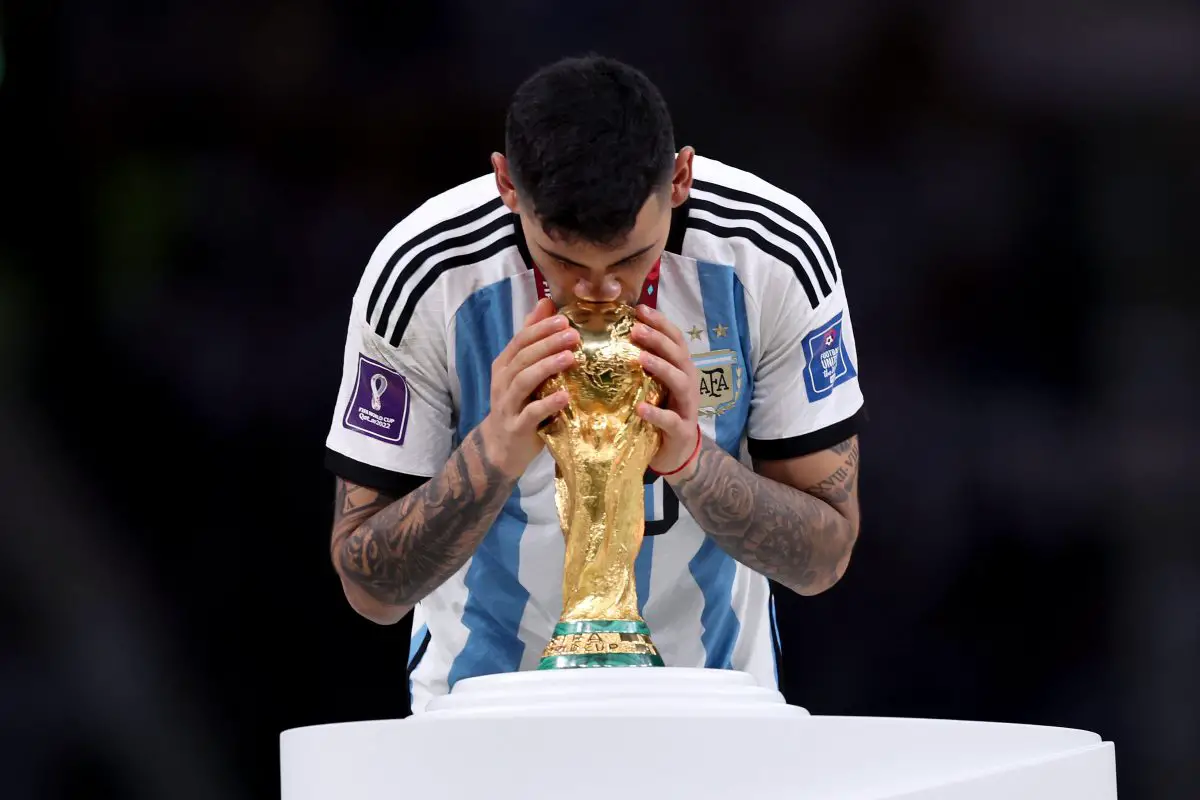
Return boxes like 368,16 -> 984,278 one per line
2,1 -> 1198,798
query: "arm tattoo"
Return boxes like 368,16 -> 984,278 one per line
800,439 -> 860,509
670,438 -> 858,594
331,427 -> 516,607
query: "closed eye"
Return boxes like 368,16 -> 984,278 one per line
555,255 -> 644,271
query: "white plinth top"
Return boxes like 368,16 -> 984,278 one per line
280,667 -> 1117,800
421,665 -> 805,718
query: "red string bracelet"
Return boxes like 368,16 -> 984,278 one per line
656,424 -> 703,477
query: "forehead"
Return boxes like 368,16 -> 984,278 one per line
532,193 -> 670,254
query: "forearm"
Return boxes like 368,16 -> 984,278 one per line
334,426 -> 516,610
665,437 -> 857,595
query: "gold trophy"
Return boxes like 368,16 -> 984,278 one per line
534,300 -> 666,669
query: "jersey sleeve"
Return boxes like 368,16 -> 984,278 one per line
746,251 -> 866,461
323,236 -> 456,493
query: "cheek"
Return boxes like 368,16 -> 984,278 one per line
620,269 -> 655,302
534,263 -> 571,302
619,281 -> 644,304
548,284 -> 575,308
545,277 -> 589,309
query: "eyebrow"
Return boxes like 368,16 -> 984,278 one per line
538,241 -> 658,269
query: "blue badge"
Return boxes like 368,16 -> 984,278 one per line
802,312 -> 857,402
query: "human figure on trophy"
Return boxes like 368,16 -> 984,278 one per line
324,54 -> 865,713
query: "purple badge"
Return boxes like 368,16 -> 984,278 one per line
342,355 -> 411,444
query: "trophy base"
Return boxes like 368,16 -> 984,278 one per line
537,619 -> 665,669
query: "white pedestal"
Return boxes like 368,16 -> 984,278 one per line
280,668 -> 1117,799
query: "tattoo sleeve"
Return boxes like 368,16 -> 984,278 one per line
801,437 -> 861,511
668,437 -> 860,595
331,426 -> 517,608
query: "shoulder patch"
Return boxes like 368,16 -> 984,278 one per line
802,313 -> 857,401
343,354 -> 411,444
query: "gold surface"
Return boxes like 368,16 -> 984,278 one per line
535,301 -> 665,623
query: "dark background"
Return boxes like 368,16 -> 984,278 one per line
2,2 -> 1198,798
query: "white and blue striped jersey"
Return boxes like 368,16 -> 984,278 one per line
324,155 -> 866,712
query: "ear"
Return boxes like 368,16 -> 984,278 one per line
669,147 -> 695,208
492,153 -> 520,212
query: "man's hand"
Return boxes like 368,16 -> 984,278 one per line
479,297 -> 579,477
631,304 -> 701,474
332,298 -> 582,618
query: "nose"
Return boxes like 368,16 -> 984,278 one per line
573,274 -> 622,303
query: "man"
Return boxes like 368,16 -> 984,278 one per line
324,55 -> 865,712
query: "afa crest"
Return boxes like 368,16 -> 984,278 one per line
692,349 -> 743,417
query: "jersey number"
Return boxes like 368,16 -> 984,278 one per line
643,471 -> 679,536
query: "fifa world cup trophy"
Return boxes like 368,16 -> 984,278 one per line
534,300 -> 666,668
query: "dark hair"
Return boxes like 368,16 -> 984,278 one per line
505,55 -> 676,245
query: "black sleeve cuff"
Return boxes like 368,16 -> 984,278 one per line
324,447 -> 431,496
747,403 -> 868,461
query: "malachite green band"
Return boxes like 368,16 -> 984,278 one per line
538,652 -> 665,670
551,619 -> 651,636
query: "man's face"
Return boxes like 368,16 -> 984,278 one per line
519,192 -> 672,306
492,148 -> 694,306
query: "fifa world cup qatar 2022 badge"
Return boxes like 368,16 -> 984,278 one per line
342,354 -> 411,444
802,311 -> 858,402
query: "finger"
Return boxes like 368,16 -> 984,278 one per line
519,300 -> 569,344
516,389 -> 570,430
636,402 -> 686,434
639,351 -> 695,408
524,297 -> 557,326
507,350 -> 578,405
636,304 -> 688,349
497,306 -> 570,369
507,326 -> 580,376
632,321 -> 690,371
